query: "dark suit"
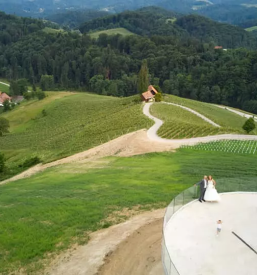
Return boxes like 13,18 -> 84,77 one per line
197,179 -> 208,201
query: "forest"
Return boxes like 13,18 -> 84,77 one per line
0,10 -> 257,114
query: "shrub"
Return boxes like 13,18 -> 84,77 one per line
36,91 -> 46,100
242,117 -> 256,133
0,117 -> 10,136
155,92 -> 163,102
21,157 -> 41,168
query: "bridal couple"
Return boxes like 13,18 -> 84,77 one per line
196,175 -> 220,202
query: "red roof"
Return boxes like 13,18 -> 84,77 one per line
141,85 -> 158,100
0,92 -> 11,104
214,46 -> 223,49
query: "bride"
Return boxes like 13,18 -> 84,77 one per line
204,175 -> 221,202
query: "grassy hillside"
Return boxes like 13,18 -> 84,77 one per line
246,26 -> 257,32
0,92 -> 151,180
162,95 -> 257,135
89,28 -> 135,39
0,149 -> 256,273
0,82 -> 9,93
151,103 -> 226,139
42,27 -> 66,34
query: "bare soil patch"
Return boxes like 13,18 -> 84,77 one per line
45,209 -> 164,275
1,130 -> 177,185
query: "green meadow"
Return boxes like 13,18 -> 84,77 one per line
0,82 -> 9,94
0,149 -> 256,273
89,28 -> 135,39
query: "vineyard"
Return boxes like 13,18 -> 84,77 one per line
0,93 -> 152,171
150,103 -> 228,139
163,95 -> 257,134
182,140 -> 257,155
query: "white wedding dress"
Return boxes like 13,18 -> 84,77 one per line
204,180 -> 221,202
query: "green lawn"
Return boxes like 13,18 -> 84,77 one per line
89,28 -> 135,39
0,82 -> 9,93
0,149 -> 256,273
151,103 -> 226,138
0,93 -> 152,180
43,27 -> 66,34
163,94 -> 257,134
245,26 -> 257,32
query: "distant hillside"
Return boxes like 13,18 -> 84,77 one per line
46,10 -> 110,29
80,8 -> 257,49
175,15 -> 257,48
197,4 -> 257,26
79,7 -> 183,37
89,28 -> 135,39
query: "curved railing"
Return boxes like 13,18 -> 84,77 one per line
162,179 -> 257,275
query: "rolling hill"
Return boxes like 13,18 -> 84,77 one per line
0,92 -> 152,180
79,7 -> 257,48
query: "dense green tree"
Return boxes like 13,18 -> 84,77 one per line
242,117 -> 256,133
40,75 -> 54,91
9,79 -> 28,96
137,60 -> 149,94
0,117 -> 10,136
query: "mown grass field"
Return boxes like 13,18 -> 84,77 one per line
245,26 -> 257,32
0,149 -> 256,274
151,103 -> 227,139
89,28 -> 135,39
43,27 -> 66,34
0,93 -> 151,180
163,94 -> 257,135
0,82 -> 9,93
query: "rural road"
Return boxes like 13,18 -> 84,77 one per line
0,81 -> 9,87
143,102 -> 257,145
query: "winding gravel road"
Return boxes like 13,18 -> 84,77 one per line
143,102 -> 257,145
0,81 -> 9,87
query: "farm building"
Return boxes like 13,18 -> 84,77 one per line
141,85 -> 158,102
12,95 -> 24,104
0,92 -> 11,107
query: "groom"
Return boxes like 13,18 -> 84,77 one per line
195,175 -> 208,203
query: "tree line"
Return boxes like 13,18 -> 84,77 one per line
0,11 -> 257,113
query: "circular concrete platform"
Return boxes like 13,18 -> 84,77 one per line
164,193 -> 257,275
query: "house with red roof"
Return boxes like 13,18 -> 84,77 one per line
0,92 -> 12,107
141,85 -> 158,102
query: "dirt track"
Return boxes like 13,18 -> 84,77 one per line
45,209 -> 165,275
98,218 -> 163,275
0,129 -> 177,185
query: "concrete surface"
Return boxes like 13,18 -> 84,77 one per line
164,193 -> 257,275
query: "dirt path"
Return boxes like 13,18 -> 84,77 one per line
0,130 -> 177,185
45,209 -> 164,275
